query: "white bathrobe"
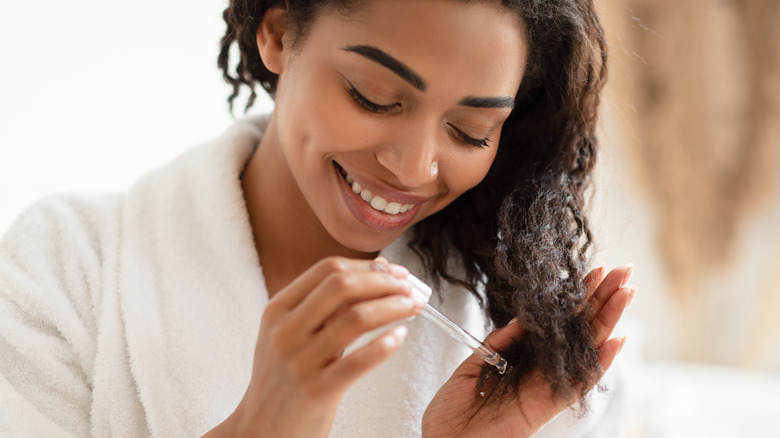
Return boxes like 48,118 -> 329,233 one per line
0,117 -> 627,437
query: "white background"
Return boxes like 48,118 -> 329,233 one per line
0,0 -> 272,234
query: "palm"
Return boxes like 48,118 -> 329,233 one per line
421,333 -> 561,438
422,265 -> 633,438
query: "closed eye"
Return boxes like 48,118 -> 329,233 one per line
346,84 -> 400,114
447,123 -> 490,149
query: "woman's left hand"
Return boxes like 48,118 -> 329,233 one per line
421,264 -> 634,438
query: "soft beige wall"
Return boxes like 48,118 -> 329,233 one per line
594,0 -> 780,370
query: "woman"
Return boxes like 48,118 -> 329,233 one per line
0,0 -> 632,437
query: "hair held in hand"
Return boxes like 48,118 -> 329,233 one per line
219,0 -> 608,409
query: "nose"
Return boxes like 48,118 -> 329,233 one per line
375,124 -> 440,189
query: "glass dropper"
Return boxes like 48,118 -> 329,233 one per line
406,274 -> 509,374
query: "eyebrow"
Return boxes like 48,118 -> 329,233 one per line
342,45 -> 427,92
458,96 -> 515,109
342,44 -> 515,109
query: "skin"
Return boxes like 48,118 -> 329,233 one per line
242,0 -> 524,293
204,1 -> 632,437
422,265 -> 633,437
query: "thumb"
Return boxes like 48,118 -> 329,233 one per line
484,318 -> 524,352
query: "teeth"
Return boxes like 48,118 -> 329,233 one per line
370,196 -> 387,211
340,168 -> 415,215
385,202 -> 402,214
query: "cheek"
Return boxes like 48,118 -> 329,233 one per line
278,67 -> 362,156
284,64 -> 382,156
298,90 -> 381,156
444,148 -> 498,196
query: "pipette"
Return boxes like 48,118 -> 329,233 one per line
406,274 -> 509,374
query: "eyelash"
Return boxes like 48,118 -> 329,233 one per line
449,126 -> 490,149
346,84 -> 490,149
346,85 -> 398,114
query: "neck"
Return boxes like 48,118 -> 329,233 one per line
241,115 -> 375,296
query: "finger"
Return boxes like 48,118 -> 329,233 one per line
558,336 -> 625,407
322,325 -> 408,391
597,336 -> 626,374
369,256 -> 412,279
593,285 -> 635,345
583,264 -> 607,301
301,294 -> 424,367
288,270 -> 414,337
272,257 -> 407,310
588,264 -> 633,318
577,264 -> 606,314
483,318 -> 524,353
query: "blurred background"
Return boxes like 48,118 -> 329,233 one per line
593,0 -> 780,436
1,1 -> 778,436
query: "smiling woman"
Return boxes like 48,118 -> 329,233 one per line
242,0 -> 523,263
0,1 -> 631,437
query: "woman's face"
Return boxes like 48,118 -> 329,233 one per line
268,0 -> 527,253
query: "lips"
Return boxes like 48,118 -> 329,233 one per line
333,162 -> 427,231
337,166 -> 416,215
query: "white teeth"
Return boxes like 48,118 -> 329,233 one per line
370,196 -> 387,211
385,202 -> 402,214
341,168 -> 415,215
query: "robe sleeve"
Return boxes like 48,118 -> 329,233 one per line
0,195 -> 117,437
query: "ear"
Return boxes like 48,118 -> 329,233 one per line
256,6 -> 289,75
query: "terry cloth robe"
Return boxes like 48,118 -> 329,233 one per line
0,117 -> 627,437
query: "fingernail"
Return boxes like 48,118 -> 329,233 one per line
508,317 -> 519,325
370,259 -> 389,272
410,291 -> 428,309
620,263 -> 634,288
385,325 -> 408,347
388,263 -> 410,279
625,285 -> 637,309
395,277 -> 413,296
588,264 -> 607,286
618,336 -> 627,354
400,296 -> 416,309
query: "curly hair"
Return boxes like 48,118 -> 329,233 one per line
219,0 -> 608,409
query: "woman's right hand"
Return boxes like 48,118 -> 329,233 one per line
205,256 -> 425,438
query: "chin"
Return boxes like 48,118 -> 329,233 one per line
331,226 -> 404,255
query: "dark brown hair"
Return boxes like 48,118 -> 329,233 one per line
219,0 -> 608,409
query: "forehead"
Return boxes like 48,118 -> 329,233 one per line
304,0 -> 528,97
